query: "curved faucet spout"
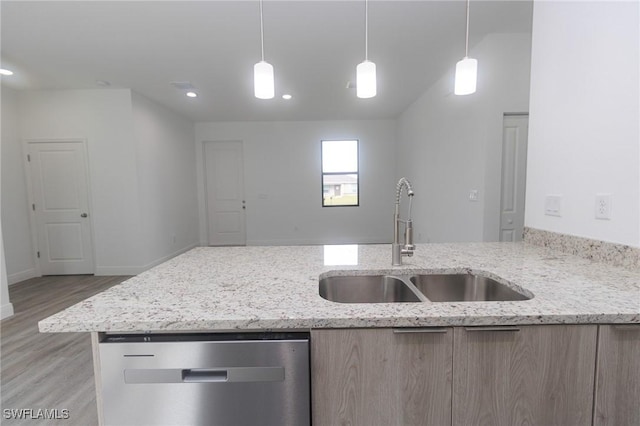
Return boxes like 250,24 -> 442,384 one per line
395,177 -> 414,203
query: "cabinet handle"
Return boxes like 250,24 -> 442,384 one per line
393,327 -> 449,334
612,325 -> 640,332
464,326 -> 520,332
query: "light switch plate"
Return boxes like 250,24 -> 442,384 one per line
545,195 -> 562,217
469,190 -> 478,202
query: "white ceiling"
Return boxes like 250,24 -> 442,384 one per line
1,0 -> 532,122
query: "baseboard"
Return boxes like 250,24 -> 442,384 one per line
94,265 -> 146,276
8,268 -> 38,285
95,244 -> 198,276
203,237 -> 389,247
139,244 -> 198,271
1,302 -> 15,320
246,237 -> 389,246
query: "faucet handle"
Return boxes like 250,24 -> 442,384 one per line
404,219 -> 414,248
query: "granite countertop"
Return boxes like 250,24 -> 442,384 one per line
38,243 -> 640,333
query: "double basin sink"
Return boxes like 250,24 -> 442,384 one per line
319,272 -> 532,303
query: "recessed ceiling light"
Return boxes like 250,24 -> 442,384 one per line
186,91 -> 198,98
282,94 -> 292,100
95,80 -> 111,87
0,69 -> 14,76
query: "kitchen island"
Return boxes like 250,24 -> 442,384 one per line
38,243 -> 640,426
39,242 -> 639,332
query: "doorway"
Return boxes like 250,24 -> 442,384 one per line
499,114 -> 529,242
203,141 -> 246,246
26,140 -> 95,275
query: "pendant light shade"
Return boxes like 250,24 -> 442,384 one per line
254,60 -> 275,99
356,0 -> 376,99
357,60 -> 377,99
454,57 -> 477,95
454,0 -> 477,96
254,0 -> 274,99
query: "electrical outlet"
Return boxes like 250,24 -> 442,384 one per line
469,190 -> 478,201
595,194 -> 612,220
544,195 -> 562,217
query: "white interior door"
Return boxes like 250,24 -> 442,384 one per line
499,115 -> 529,242
28,141 -> 94,274
204,141 -> 246,246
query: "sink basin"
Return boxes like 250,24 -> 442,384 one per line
319,275 -> 421,303
409,273 -> 531,302
318,272 -> 532,304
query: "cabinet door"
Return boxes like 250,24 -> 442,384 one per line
311,328 -> 452,426
453,325 -> 597,426
594,325 -> 640,426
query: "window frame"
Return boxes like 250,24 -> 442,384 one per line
320,139 -> 360,208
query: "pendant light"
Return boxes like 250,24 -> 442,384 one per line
356,0 -> 376,99
454,0 -> 478,95
254,0 -> 274,99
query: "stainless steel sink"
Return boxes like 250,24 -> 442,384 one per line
319,275 -> 422,303
319,272 -> 532,303
409,273 -> 531,302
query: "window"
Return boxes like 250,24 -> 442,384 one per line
321,140 -> 359,207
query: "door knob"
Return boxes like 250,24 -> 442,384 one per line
81,213 -> 88,218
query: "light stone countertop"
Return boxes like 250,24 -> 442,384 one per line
38,243 -> 640,333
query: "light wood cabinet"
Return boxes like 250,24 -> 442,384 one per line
311,324 -> 640,426
452,325 -> 598,426
593,324 -> 640,426
311,328 -> 453,426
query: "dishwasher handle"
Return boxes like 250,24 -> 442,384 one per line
125,367 -> 285,384
182,369 -> 228,383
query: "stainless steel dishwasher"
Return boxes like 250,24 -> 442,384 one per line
98,332 -> 310,426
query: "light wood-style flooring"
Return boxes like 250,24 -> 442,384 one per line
1,275 -> 129,425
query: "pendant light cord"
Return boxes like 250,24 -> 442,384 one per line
464,0 -> 470,57
364,0 -> 369,61
260,0 -> 265,61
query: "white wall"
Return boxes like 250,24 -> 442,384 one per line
4,89 -> 200,277
525,1 -> 640,247
1,86 -> 36,284
131,92 -> 199,268
0,227 -> 13,319
16,89 -> 146,274
397,33 -> 532,243
0,85 -> 16,317
195,120 -> 397,245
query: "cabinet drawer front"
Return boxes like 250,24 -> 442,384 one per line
453,325 -> 597,426
311,328 -> 452,426
594,325 -> 640,426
